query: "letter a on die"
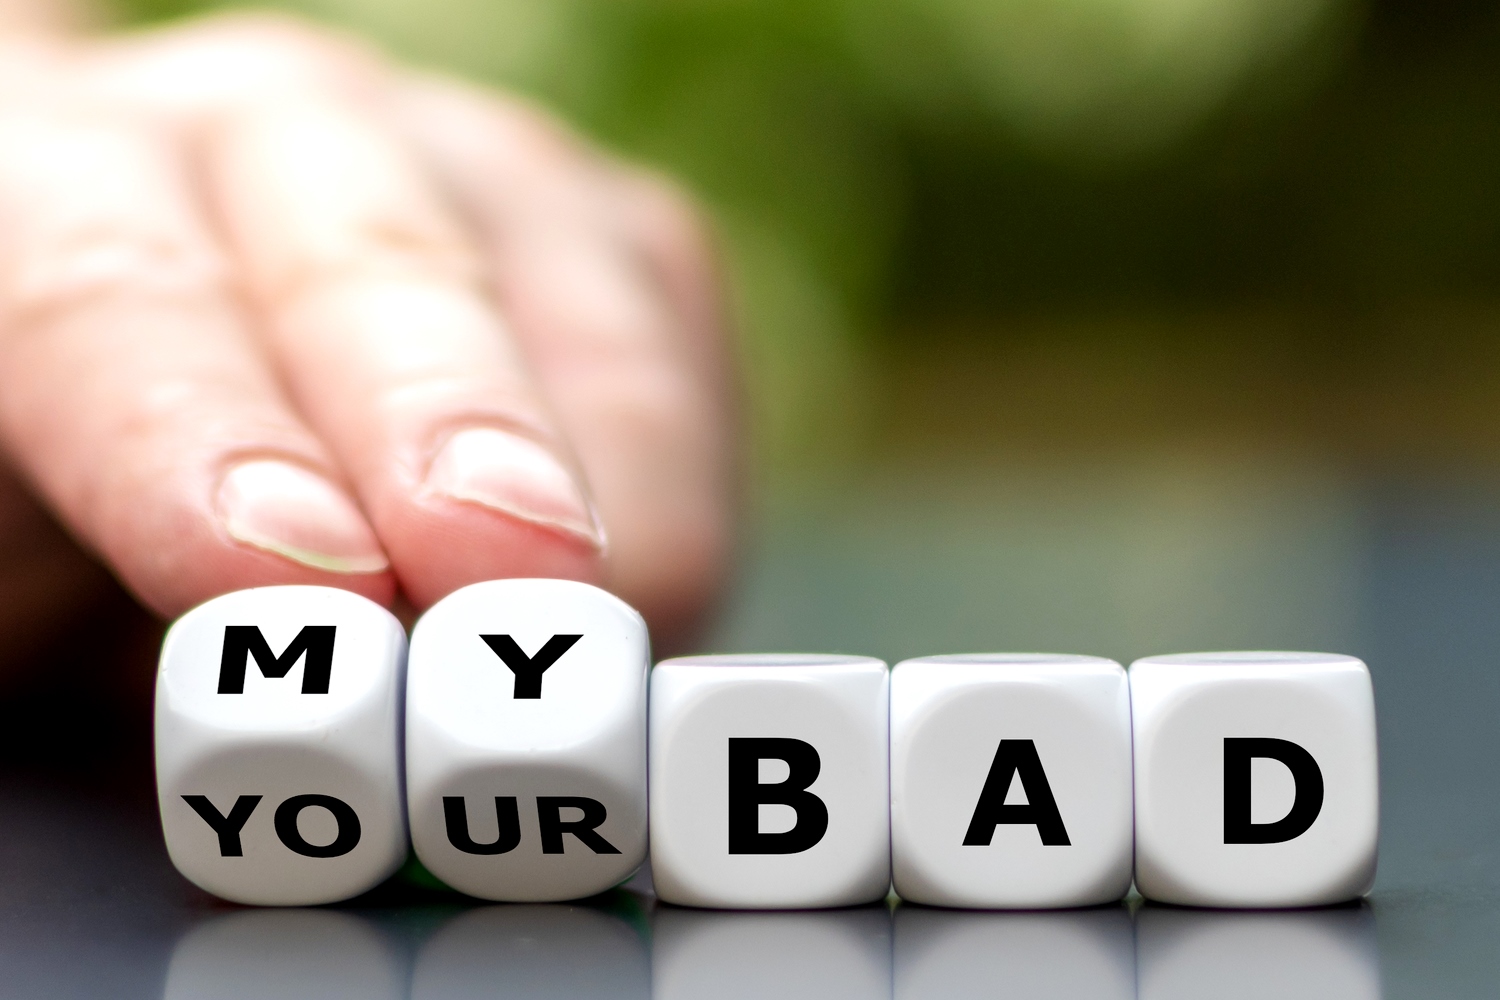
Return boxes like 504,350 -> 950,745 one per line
155,586 -> 408,905
406,579 -> 649,901
890,654 -> 1134,908
1131,651 -> 1379,907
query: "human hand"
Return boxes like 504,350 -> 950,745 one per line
0,14 -> 735,665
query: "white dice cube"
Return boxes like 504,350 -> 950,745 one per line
155,586 -> 407,905
1131,651 -> 1379,907
890,653 -> 1134,908
649,654 -> 890,908
406,579 -> 649,901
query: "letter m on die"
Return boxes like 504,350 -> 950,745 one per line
218,625 -> 337,694
154,586 -> 409,906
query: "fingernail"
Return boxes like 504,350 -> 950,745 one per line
217,460 -> 390,574
425,427 -> 603,547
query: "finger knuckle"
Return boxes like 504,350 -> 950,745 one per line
0,226 -> 227,339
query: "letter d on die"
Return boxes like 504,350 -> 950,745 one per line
155,586 -> 408,905
406,579 -> 649,901
1131,651 -> 1379,907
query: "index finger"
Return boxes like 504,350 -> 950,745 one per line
0,106 -> 395,615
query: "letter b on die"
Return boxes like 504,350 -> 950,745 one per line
650,654 -> 891,909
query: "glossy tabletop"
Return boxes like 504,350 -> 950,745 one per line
3,464 -> 1499,998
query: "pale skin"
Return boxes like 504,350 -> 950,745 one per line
0,3 -> 737,682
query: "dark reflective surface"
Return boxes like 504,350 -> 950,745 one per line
654,907 -> 891,1000
895,906 -> 1135,999
3,470 -> 1500,998
413,903 -> 650,1000
0,765 -> 1460,1000
1136,906 -> 1379,1000
164,910 -> 408,1000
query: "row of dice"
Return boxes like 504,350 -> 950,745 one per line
156,580 -> 1378,909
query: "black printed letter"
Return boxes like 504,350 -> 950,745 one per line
479,634 -> 582,698
963,739 -> 1071,847
535,796 -> 620,854
218,626 -> 337,694
183,794 -> 262,857
1223,737 -> 1324,844
273,794 -> 362,858
727,737 -> 829,854
443,796 -> 522,855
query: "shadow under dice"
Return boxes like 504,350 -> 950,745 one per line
155,586 -> 408,906
406,578 -> 649,901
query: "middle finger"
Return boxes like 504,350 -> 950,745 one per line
201,93 -> 606,608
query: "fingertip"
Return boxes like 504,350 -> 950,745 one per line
373,427 -> 603,609
122,458 -> 399,620
137,540 -> 399,622
217,458 -> 390,575
422,427 -> 603,548
382,501 -> 604,612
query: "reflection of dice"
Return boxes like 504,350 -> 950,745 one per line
895,906 -> 1134,1000
654,908 -> 892,1000
405,579 -> 649,901
1131,652 -> 1379,907
163,910 -> 406,1000
891,654 -> 1134,908
649,654 -> 891,908
413,905 -> 650,1000
155,586 -> 408,905
1136,907 -> 1379,1000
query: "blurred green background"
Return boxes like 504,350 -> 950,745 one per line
111,0 -> 1500,662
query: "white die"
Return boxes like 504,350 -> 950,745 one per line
155,586 -> 407,906
406,579 -> 649,901
1136,907 -> 1379,1000
890,654 -> 1133,908
894,907 -> 1134,1000
653,909 -> 892,1000
649,654 -> 890,908
1131,652 -> 1379,907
